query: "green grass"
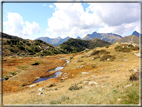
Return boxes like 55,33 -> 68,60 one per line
18,66 -> 28,69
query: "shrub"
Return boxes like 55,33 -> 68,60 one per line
77,60 -> 83,62
127,44 -> 133,48
100,49 -> 110,54
26,42 -> 31,46
70,56 -> 74,60
43,50 -> 52,55
115,45 -> 131,52
100,55 -> 115,61
31,61 -> 41,65
68,84 -> 82,90
10,71 -> 16,76
92,65 -> 96,68
90,50 -> 100,56
93,55 -> 100,60
105,45 -> 109,48
130,72 -> 139,81
17,52 -> 20,55
18,45 -> 25,50
9,48 -> 14,52
131,47 -> 139,50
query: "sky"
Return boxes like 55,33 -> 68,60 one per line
2,1 -> 140,40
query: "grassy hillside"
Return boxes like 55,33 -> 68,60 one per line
2,43 -> 140,105
2,33 -> 67,57
113,35 -> 139,44
60,38 -> 111,53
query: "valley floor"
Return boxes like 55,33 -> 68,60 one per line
2,44 -> 140,105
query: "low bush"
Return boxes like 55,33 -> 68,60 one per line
130,72 -> 139,81
77,60 -> 83,62
90,50 -> 100,56
43,50 -> 52,55
31,61 -> 41,65
115,45 -> 131,52
131,47 -> 139,50
100,55 -> 115,61
105,45 -> 109,48
70,56 -> 74,60
68,84 -> 82,90
93,55 -> 100,60
100,49 -> 110,54
10,71 -> 17,76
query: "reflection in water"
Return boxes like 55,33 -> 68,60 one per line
34,71 -> 62,83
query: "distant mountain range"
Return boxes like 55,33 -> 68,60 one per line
36,36 -> 82,46
82,32 -> 123,43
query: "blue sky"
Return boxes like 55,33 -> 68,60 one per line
3,2 -> 140,40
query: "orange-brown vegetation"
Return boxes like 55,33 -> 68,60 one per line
3,56 -> 65,93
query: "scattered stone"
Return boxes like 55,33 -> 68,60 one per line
29,84 -> 36,88
119,65 -> 122,67
107,58 -> 110,61
89,81 -> 98,86
76,65 -> 84,69
38,92 -> 44,95
63,73 -> 67,76
114,69 -> 119,71
134,53 -> 141,58
124,59 -> 127,61
82,81 -> 88,85
134,68 -> 139,72
72,74 -> 74,77
81,72 -> 89,76
85,86 -> 88,88
38,88 -> 43,91
117,98 -> 121,102
124,84 -> 132,88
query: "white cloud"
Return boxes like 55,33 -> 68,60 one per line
3,12 -> 41,37
49,5 -> 54,8
46,3 -> 140,38
43,4 -> 46,6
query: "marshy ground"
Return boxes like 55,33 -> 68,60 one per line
2,44 -> 140,105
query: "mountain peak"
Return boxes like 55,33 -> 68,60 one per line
76,36 -> 81,39
132,31 -> 139,36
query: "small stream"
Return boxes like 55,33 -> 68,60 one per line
33,59 -> 70,83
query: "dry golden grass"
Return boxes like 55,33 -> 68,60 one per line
2,44 -> 140,105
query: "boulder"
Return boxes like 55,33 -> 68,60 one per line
38,92 -> 44,95
29,84 -> 36,88
134,68 -> 139,72
38,88 -> 43,91
81,72 -> 89,76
